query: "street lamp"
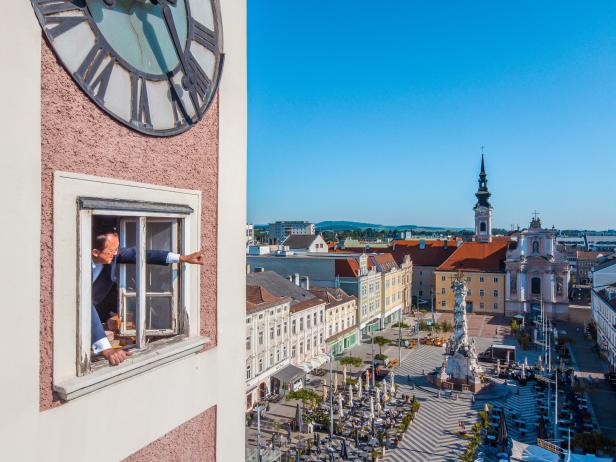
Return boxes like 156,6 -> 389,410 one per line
371,330 -> 376,389
255,403 -> 266,462
329,348 -> 334,440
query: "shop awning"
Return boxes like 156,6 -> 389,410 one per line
271,364 -> 305,385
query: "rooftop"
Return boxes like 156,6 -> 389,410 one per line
282,234 -> 320,249
437,240 -> 509,273
246,271 -> 323,312
309,287 -> 356,308
246,285 -> 290,314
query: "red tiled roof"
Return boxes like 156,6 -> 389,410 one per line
309,287 -> 356,308
368,253 -> 399,272
391,240 -> 458,267
437,240 -> 509,273
246,285 -> 289,313
335,258 -> 361,277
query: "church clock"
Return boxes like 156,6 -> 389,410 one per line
31,0 -> 224,137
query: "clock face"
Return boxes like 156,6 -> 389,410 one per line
31,0 -> 223,136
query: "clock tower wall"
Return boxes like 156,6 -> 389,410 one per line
4,0 -> 248,459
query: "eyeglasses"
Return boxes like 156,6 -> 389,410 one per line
100,247 -> 119,256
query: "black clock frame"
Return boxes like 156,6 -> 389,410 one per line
31,0 -> 224,137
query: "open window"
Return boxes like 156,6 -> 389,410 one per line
52,172 -> 206,401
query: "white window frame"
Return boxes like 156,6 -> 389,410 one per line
52,172 -> 206,401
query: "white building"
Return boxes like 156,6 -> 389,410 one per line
246,223 -> 255,245
592,258 -> 616,371
245,285 -> 291,410
247,271 -> 327,371
505,217 -> 571,320
282,234 -> 328,253
268,221 -> 316,244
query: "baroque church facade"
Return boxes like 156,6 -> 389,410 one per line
505,217 -> 571,320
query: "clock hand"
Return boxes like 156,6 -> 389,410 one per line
154,0 -> 201,117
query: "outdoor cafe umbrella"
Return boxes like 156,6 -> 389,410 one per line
358,375 -> 363,397
343,365 -> 348,385
295,403 -> 303,433
323,377 -> 328,400
348,384 -> 354,407
376,401 -> 382,415
370,396 -> 375,419
520,362 -> 526,380
334,371 -> 339,392
496,359 -> 501,375
383,379 -> 388,396
390,372 -> 395,394
375,385 -> 381,403
340,438 -> 349,460
338,394 -> 345,419
496,408 -> 509,451
365,372 -> 370,390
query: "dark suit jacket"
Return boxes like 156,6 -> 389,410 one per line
91,248 -> 171,346
92,248 -> 170,306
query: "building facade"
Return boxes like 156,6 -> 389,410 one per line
247,271 -> 326,368
592,259 -> 616,371
435,241 -> 508,314
1,2 -> 247,460
282,234 -> 328,253
268,221 -> 316,244
245,286 -> 291,410
368,254 -> 404,327
505,217 -> 571,320
310,288 -> 359,356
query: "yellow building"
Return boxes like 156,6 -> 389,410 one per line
368,254 -> 405,327
434,240 -> 509,315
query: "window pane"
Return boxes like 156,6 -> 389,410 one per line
124,295 -> 136,330
146,295 -> 173,330
146,220 -> 175,292
124,220 -> 137,291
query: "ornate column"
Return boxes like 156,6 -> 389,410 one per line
505,271 -> 511,300
562,272 -> 570,302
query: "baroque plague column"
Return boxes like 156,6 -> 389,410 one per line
432,273 -> 485,392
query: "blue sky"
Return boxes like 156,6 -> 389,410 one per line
247,1 -> 616,230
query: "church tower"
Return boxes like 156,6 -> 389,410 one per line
474,154 -> 493,243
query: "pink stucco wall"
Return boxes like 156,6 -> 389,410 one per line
123,407 -> 217,462
39,40 -> 219,409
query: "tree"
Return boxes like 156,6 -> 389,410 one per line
373,336 -> 391,355
286,388 -> 323,411
340,356 -> 364,368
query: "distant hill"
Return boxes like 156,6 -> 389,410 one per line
316,221 -> 465,232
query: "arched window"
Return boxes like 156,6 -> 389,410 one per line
480,222 -> 487,233
531,277 -> 541,295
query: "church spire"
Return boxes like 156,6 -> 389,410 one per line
475,153 -> 492,209
474,151 -> 493,243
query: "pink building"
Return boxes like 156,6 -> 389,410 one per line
505,217 -> 571,320
1,2 -> 246,461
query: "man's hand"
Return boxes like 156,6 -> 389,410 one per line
180,250 -> 205,265
101,348 -> 131,366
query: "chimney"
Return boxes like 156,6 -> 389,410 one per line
301,276 -> 310,290
457,238 -> 463,248
294,273 -> 300,286
444,240 -> 449,250
288,275 -> 293,282
419,239 -> 426,250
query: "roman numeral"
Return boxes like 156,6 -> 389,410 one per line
186,54 -> 212,111
193,20 -> 218,53
169,84 -> 190,127
34,0 -> 87,39
130,75 -> 152,129
75,41 -> 114,101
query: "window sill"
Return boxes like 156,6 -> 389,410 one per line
54,336 -> 209,401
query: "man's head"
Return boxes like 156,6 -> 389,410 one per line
91,231 -> 120,265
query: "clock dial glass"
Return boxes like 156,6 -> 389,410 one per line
86,0 -> 188,75
31,0 -> 223,137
